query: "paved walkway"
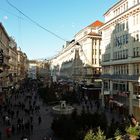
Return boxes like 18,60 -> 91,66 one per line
0,85 -> 59,140
73,99 -> 126,126
0,82 -> 129,140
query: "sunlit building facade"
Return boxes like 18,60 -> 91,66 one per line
17,48 -> 28,82
51,20 -> 103,84
9,37 -> 18,87
100,0 -> 140,121
28,60 -> 37,80
0,23 -> 10,95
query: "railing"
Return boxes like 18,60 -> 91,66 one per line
101,74 -> 139,81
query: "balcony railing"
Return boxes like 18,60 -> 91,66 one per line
101,74 -> 139,81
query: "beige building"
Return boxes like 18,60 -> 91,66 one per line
9,37 -> 18,87
100,0 -> 140,121
17,48 -> 28,82
28,60 -> 37,80
0,23 -> 28,104
51,20 -> 103,84
36,60 -> 50,81
28,59 -> 50,84
0,23 -> 10,95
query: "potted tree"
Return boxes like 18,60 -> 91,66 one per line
125,125 -> 140,140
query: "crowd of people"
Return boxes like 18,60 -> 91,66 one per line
0,80 -> 43,140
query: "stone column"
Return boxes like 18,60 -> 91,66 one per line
129,82 -> 133,115
101,81 -> 105,108
110,80 -> 113,96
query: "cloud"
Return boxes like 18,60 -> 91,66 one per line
3,16 -> 8,20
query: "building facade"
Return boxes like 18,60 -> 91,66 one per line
100,0 -> 140,121
0,23 -> 10,100
9,37 -> 18,87
17,48 -> 28,82
51,20 -> 103,84
28,60 -> 37,80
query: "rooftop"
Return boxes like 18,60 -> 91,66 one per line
88,20 -> 104,28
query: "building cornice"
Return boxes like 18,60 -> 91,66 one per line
0,23 -> 10,41
104,0 -> 126,16
100,4 -> 140,31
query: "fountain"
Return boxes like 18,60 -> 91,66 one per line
52,100 -> 74,115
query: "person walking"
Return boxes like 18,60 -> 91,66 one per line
0,130 -> 2,140
38,116 -> 42,125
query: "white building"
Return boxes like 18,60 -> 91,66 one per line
28,61 -> 37,80
50,20 -> 103,84
100,0 -> 140,121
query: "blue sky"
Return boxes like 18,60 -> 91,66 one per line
0,0 -> 118,60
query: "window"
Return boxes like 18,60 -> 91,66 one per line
99,40 -> 101,46
92,58 -> 94,64
95,58 -> 96,64
126,2 -> 128,9
126,65 -> 129,74
136,34 -> 139,41
94,40 -> 96,45
133,0 -> 136,5
136,47 -> 139,56
126,21 -> 128,30
133,48 -> 136,56
123,35 -> 126,44
104,81 -> 109,90
99,59 -> 101,64
126,34 -> 128,44
95,49 -> 97,55
120,36 -> 122,46
122,23 -> 125,30
124,4 -> 126,11
134,64 -> 139,74
123,50 -> 125,58
99,49 -> 101,55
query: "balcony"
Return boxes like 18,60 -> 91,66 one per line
101,74 -> 139,81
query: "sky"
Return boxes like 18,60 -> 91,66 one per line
0,0 -> 118,60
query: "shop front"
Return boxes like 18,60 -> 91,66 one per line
132,83 -> 140,121
109,91 -> 129,117
133,99 -> 140,122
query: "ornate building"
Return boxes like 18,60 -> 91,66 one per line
9,37 -> 18,87
17,48 -> 28,82
51,20 -> 103,84
0,23 -> 10,98
100,0 -> 140,121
